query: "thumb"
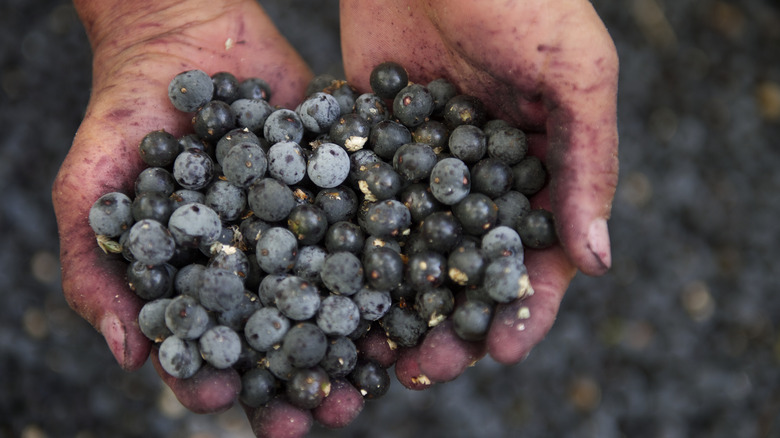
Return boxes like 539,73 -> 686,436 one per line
543,26 -> 619,276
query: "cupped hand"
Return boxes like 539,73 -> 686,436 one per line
341,0 -> 619,384
51,0 -> 357,435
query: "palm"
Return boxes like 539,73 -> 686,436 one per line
341,0 -> 619,368
53,0 -> 311,411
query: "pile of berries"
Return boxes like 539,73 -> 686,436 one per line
88,61 -> 557,412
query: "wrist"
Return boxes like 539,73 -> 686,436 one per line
73,0 -> 250,54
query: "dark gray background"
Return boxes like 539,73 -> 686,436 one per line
1,0 -> 778,437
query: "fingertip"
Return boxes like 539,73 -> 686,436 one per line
99,312 -> 150,371
152,350 -> 241,414
417,321 -> 486,383
312,378 -> 364,429
395,345 -> 434,390
585,217 -> 611,274
250,398 -> 313,438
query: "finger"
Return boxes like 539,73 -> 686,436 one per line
312,378 -> 365,429
415,320 -> 487,383
395,345 -> 434,390
151,348 -> 241,414
487,245 -> 575,364
248,397 -> 313,438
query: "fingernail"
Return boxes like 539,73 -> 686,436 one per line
587,218 -> 612,271
99,314 -> 127,367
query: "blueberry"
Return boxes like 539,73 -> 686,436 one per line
264,109 -> 304,144
320,251 -> 364,296
240,368 -> 277,408
320,336 -> 358,377
487,126 -> 528,166
267,141 -> 307,185
393,83 -> 434,128
204,179 -> 246,222
89,192 -> 133,237
173,148 -> 214,190
276,276 -> 321,321
138,298 -> 173,342
369,120 -> 412,161
380,303 -> 427,348
168,69 -> 213,112
281,322 -> 328,369
412,120 -> 450,154
255,227 -> 299,274
314,185 -> 359,224
452,193 -> 499,236
481,225 -> 524,261
415,286 -> 455,327
164,295 -> 211,340
493,190 -> 531,227
426,78 -> 458,115
198,325 -> 241,369
139,130 -> 180,167
363,246 -> 404,291
447,246 -> 487,287
324,221 -> 365,254
452,300 -> 494,341
168,202 -> 222,249
296,91 -> 341,134
247,177 -> 296,222
350,360 -> 390,399
354,93 -> 390,127
286,367 -> 331,410
244,307 -> 290,352
443,94 -> 487,129
287,204 -> 329,245
222,142 -> 268,189
132,191 -> 174,224
231,98 -> 274,133
393,142 -> 437,183
448,124 -> 487,164
198,267 -> 245,313
515,208 -> 558,249
307,142 -> 350,189
483,255 -> 533,303
126,219 -> 176,266
135,167 -> 176,196
397,183 -> 444,224
127,261 -> 174,300
429,157 -> 471,205
158,336 -> 202,379
192,100 -> 236,143
237,77 -> 272,101
317,295 -> 361,336
211,71 -> 240,104
369,61 -> 409,99
330,113 -> 371,152
512,155 -> 548,196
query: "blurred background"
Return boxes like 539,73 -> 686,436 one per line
1,0 -> 778,437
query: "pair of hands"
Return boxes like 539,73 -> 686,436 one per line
52,0 -> 618,436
